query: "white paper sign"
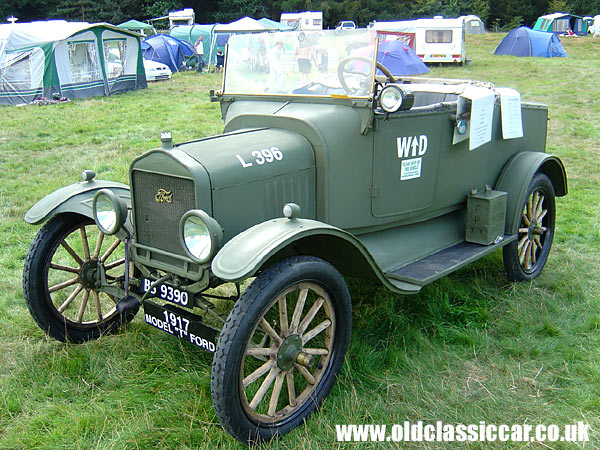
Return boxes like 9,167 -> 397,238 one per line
496,87 -> 524,139
401,157 -> 422,180
461,87 -> 495,151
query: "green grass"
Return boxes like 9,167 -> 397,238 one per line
1,33 -> 599,449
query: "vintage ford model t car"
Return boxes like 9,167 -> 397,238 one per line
23,29 -> 567,444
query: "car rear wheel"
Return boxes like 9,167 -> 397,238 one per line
23,213 -> 138,343
503,174 -> 556,281
211,256 -> 351,445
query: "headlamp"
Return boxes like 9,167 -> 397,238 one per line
92,189 -> 127,235
180,210 -> 223,263
378,85 -> 414,113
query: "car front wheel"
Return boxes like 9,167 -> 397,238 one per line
211,256 -> 352,444
23,213 -> 138,343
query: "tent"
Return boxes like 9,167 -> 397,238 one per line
209,17 -> 272,65
460,15 -> 485,34
117,19 -> 156,37
533,12 -> 588,35
494,27 -> 567,57
369,21 -> 417,49
0,20 -> 146,106
214,17 -> 268,33
257,18 -> 292,31
169,24 -> 219,64
590,15 -> 600,36
141,34 -> 194,72
377,40 -> 429,75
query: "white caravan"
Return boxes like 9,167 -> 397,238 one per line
280,11 -> 323,31
169,9 -> 195,28
371,17 -> 466,64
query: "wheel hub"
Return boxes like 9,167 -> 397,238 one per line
527,219 -> 537,240
277,335 -> 302,371
80,260 -> 98,289
527,218 -> 545,240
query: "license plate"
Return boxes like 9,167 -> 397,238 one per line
141,278 -> 190,307
431,54 -> 446,58
143,300 -> 217,352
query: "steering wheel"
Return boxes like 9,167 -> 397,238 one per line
337,56 -> 396,95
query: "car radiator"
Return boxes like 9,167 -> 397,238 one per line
132,170 -> 196,257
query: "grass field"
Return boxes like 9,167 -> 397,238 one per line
1,33 -> 599,449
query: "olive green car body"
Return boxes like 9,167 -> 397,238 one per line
26,90 -> 566,295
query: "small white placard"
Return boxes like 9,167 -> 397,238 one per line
460,87 -> 495,151
401,157 -> 422,180
496,87 -> 524,139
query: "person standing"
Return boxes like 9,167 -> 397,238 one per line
195,35 -> 205,72
267,41 -> 285,92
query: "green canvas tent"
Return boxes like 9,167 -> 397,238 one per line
117,19 -> 156,37
169,24 -> 218,64
257,18 -> 292,31
0,20 -> 147,106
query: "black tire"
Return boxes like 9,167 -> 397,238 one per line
211,256 -> 352,445
503,173 -> 556,281
23,213 -> 138,343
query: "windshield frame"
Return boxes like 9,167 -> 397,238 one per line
221,29 -> 379,100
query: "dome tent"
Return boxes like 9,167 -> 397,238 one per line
494,27 -> 567,58
141,34 -> 194,72
0,20 -> 146,106
377,40 -> 429,76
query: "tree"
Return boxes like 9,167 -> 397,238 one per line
547,0 -> 570,12
52,0 -> 101,21
470,0 -> 490,23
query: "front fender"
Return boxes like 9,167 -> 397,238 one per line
212,217 -> 421,294
495,151 -> 567,234
25,180 -> 130,226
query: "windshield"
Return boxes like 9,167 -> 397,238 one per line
223,29 -> 377,98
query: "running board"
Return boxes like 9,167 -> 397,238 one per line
385,234 -> 516,287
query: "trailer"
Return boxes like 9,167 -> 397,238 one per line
169,9 -> 195,28
371,17 -> 466,64
280,11 -> 323,31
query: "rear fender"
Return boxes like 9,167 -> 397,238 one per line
25,179 -> 131,231
495,152 -> 567,234
212,217 -> 420,294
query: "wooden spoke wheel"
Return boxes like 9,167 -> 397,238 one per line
23,213 -> 138,343
211,256 -> 351,445
503,174 -> 556,281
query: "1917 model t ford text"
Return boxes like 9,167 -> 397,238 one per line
23,29 -> 567,444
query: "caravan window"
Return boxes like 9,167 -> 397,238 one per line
103,40 -> 127,78
68,41 -> 101,83
425,30 -> 453,43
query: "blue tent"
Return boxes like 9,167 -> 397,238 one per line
377,40 -> 429,76
141,34 -> 195,72
494,27 -> 568,57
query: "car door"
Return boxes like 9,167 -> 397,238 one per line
371,110 -> 443,219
